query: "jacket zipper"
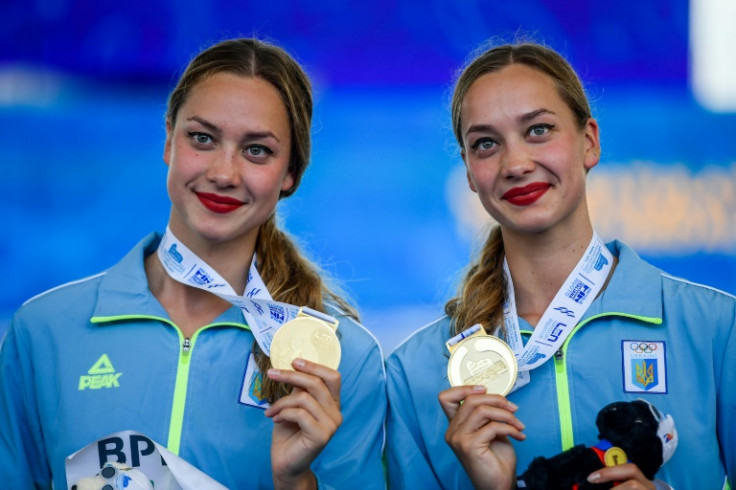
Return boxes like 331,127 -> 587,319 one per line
552,312 -> 661,452
166,324 -> 251,454
167,334 -> 195,454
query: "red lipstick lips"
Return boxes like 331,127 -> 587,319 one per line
196,192 -> 244,213
502,182 -> 551,206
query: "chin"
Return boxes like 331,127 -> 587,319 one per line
183,222 -> 237,244
496,216 -> 553,236
204,220 -> 265,245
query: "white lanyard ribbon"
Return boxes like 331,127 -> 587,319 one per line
156,227 -> 311,356
503,233 -> 612,388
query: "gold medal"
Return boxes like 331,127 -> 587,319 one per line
269,308 -> 341,370
446,324 -> 518,396
603,446 -> 628,467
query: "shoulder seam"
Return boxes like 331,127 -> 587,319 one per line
341,317 -> 388,454
348,318 -> 386,376
324,302 -> 386,366
661,272 -> 736,300
22,271 -> 107,306
343,317 -> 388,454
389,315 -> 447,357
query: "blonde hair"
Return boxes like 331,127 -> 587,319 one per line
445,226 -> 507,336
446,41 -> 591,336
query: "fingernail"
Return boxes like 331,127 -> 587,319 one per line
587,472 -> 600,482
292,358 -> 305,369
267,368 -> 279,378
472,385 -> 486,392
508,401 -> 519,410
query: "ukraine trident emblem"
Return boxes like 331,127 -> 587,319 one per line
633,359 -> 658,390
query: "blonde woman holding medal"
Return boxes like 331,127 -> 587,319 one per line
385,41 -> 735,489
0,38 -> 386,489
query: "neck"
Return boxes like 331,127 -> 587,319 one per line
167,221 -> 258,295
503,225 -> 594,327
183,241 -> 255,295
145,224 -> 258,337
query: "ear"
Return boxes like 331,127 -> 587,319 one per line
163,119 -> 173,167
466,169 -> 478,193
582,117 -> 601,171
281,169 -> 296,193
462,149 -> 479,193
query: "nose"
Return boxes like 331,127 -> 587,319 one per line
500,143 -> 535,179
206,148 -> 241,187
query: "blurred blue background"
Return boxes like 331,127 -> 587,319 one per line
2,0 -> 735,353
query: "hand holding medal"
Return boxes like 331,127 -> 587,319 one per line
264,309 -> 343,490
440,324 -> 525,489
439,360 -> 526,490
265,348 -> 343,489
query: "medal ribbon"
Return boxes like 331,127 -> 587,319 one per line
445,324 -> 484,350
156,227 -> 333,355
503,232 -> 613,381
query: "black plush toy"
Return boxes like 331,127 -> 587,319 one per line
517,399 -> 678,489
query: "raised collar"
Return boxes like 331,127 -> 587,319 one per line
90,232 -> 247,327
583,240 -> 664,326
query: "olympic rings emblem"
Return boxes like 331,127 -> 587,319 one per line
629,342 -> 657,354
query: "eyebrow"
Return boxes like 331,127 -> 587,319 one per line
464,108 -> 557,138
187,115 -> 281,142
520,108 -> 556,123
188,116 -> 221,136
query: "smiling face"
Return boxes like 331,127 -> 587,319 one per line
163,72 -> 294,251
460,63 -> 600,237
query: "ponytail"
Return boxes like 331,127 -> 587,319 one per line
445,225 -> 508,337
253,215 -> 358,402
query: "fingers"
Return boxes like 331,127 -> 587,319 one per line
447,417 -> 525,458
270,403 -> 339,444
264,359 -> 342,429
277,358 -> 342,403
439,385 -> 487,420
451,400 -> 525,437
587,463 -> 656,490
265,386 -> 339,426
440,386 -> 524,433
441,385 -> 526,462
445,403 -> 526,451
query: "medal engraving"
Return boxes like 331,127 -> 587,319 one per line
270,313 -> 341,370
447,329 -> 518,396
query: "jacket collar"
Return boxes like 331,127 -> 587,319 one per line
584,240 -> 664,325
91,232 -> 247,326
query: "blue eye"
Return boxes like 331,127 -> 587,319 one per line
471,138 -> 497,151
245,145 -> 273,159
528,124 -> 552,137
188,132 -> 213,145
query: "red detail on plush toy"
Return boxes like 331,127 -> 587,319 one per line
590,445 -> 606,464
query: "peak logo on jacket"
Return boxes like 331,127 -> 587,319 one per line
78,354 -> 123,390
